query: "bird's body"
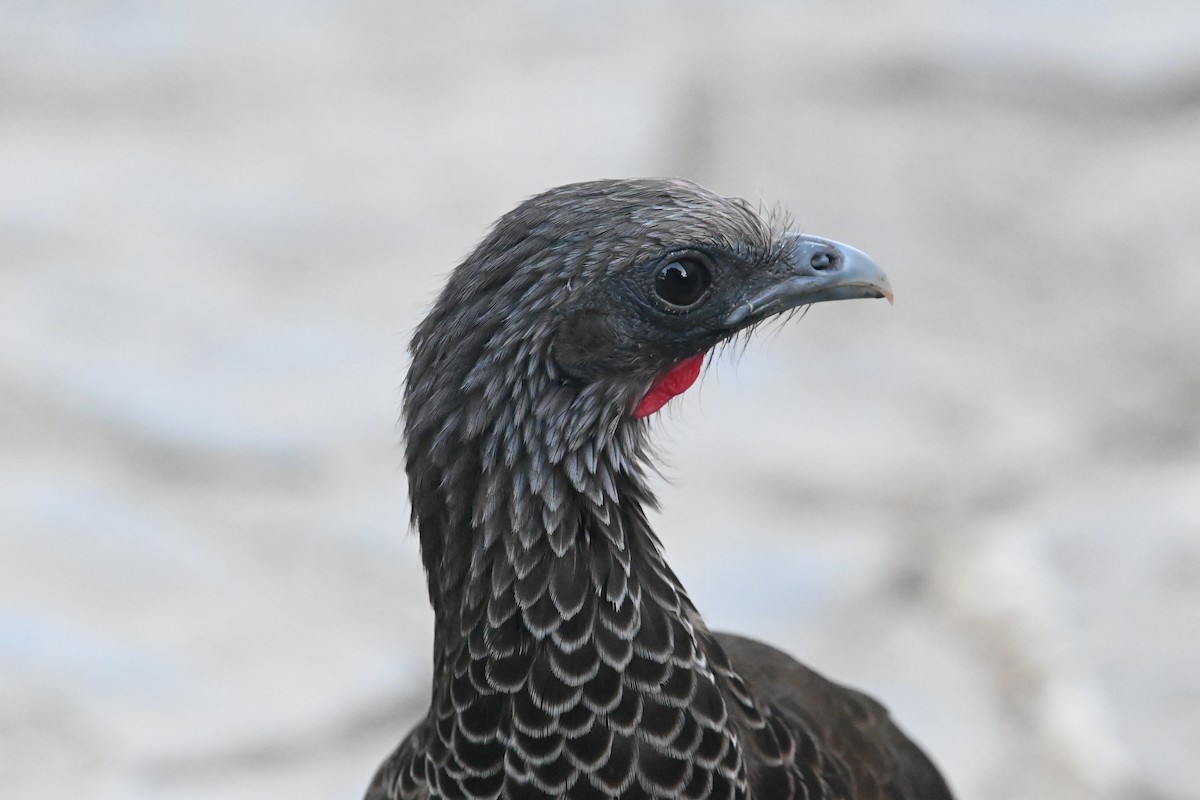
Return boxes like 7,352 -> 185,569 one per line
368,179 -> 952,800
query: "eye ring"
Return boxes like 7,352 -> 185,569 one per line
653,257 -> 712,309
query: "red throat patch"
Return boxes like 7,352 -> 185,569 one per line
633,353 -> 706,418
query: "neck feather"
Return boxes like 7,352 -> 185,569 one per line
405,360 -> 708,665
400,336 -> 768,799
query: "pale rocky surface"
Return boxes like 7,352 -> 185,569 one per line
2,2 -> 1199,799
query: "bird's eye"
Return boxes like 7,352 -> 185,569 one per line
654,258 -> 712,309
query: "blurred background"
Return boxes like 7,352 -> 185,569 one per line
3,1 -> 1199,798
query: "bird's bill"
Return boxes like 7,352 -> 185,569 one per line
723,235 -> 892,328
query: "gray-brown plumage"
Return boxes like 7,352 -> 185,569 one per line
367,179 -> 953,800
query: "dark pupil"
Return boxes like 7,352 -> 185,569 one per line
655,260 -> 709,307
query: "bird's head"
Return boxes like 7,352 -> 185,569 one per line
405,178 -> 890,497
542,183 -> 892,418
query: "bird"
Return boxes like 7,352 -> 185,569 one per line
367,178 -> 954,800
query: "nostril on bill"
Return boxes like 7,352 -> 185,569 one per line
810,251 -> 839,272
